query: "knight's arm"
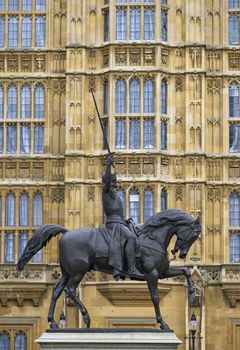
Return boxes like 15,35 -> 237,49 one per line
102,154 -> 115,193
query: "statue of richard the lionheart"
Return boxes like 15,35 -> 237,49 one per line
17,90 -> 202,331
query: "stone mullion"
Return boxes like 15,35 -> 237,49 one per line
154,1 -> 160,42
201,76 -> 206,154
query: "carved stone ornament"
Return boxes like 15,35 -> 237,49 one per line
161,49 -> 169,66
21,55 -> 32,72
229,53 -> 240,70
115,48 -> 127,65
207,79 -> 222,93
143,158 -> 155,176
143,48 -> 155,65
175,187 -> 183,201
88,77 -> 96,92
34,55 -> 46,71
207,188 -> 221,202
7,55 -> 18,72
51,188 -> 65,203
129,48 -> 141,65
207,225 -> 221,235
88,186 -> 95,201
175,76 -> 183,91
0,56 -> 4,71
229,161 -> 240,179
221,286 -> 240,308
102,48 -> 109,67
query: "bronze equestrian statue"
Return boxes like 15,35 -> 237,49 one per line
17,176 -> 201,331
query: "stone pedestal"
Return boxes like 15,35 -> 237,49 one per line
36,329 -> 182,350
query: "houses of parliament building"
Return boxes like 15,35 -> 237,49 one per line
1,0 -> 240,349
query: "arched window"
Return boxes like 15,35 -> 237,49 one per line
21,17 -> 32,47
19,232 -> 29,258
0,85 -> 3,118
129,79 -> 140,113
8,16 -> 18,47
144,189 -> 153,222
161,189 -> 167,210
0,331 -> 10,350
21,84 -> 31,119
230,192 -> 240,226
229,84 -> 239,117
115,79 -> 126,113
116,188 -> 125,217
144,79 -> 154,113
34,84 -> 45,118
19,193 -> 29,226
103,80 -> 109,115
33,193 -> 43,226
7,85 -> 17,118
129,189 -> 140,223
5,193 -> 15,226
14,331 -> 27,350
161,79 -> 167,115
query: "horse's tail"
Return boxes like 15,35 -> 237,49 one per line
17,224 -> 68,271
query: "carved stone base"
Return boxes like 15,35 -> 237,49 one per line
36,329 -> 182,350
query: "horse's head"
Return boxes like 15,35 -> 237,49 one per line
171,217 -> 202,259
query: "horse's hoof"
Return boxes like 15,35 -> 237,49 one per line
50,321 -> 59,330
160,322 -> 171,332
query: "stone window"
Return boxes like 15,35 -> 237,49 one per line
143,189 -> 154,222
229,0 -> 239,9
161,79 -> 168,115
229,14 -> 240,45
103,79 -> 109,115
116,79 -> 126,113
161,119 -> 167,150
161,9 -> 168,41
115,2 -> 155,41
0,83 -> 45,155
0,191 -> 43,263
0,329 -> 27,350
229,122 -> 240,152
115,118 -> 126,149
129,189 -> 140,223
0,3 -> 46,48
129,79 -> 140,113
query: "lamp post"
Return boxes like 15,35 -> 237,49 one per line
189,312 -> 197,350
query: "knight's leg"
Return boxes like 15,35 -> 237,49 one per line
145,269 -> 171,330
162,266 -> 195,306
48,273 -> 69,329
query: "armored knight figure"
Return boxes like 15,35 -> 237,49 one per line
102,154 -> 142,280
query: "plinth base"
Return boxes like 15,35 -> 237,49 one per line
36,329 -> 182,350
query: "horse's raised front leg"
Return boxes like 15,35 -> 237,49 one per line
145,269 -> 171,331
162,266 -> 195,306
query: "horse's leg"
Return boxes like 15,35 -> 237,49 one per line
145,269 -> 171,331
162,266 -> 195,306
65,270 -> 91,328
47,272 -> 69,329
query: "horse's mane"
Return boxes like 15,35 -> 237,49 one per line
138,209 -> 196,235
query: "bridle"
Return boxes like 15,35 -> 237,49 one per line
171,223 -> 200,258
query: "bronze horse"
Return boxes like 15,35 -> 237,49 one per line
17,209 -> 201,331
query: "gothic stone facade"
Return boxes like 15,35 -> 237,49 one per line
1,1 -> 240,350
